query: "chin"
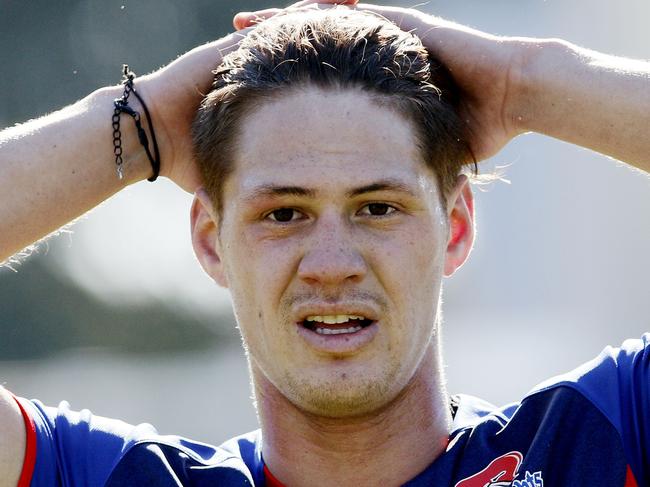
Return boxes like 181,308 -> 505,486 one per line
281,365 -> 404,419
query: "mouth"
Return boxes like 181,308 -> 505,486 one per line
294,305 -> 380,353
300,315 -> 374,336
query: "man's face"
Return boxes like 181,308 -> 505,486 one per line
198,87 -> 465,417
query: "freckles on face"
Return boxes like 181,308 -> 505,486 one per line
217,87 -> 450,415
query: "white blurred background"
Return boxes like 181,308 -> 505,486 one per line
1,0 -> 648,445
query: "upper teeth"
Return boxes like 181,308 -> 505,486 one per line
305,315 -> 366,324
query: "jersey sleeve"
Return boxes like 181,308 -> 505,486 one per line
531,333 -> 650,484
16,397 -> 158,487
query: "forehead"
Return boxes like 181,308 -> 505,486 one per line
226,87 -> 438,198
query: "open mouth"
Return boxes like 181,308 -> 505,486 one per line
300,315 -> 374,335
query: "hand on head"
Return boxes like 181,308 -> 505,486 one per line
140,0 -> 360,194
144,0 -> 527,194
234,2 -> 525,164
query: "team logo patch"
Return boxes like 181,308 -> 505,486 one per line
455,451 -> 543,487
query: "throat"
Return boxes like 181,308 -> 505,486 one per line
262,411 -> 450,487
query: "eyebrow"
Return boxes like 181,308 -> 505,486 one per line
242,185 -> 316,203
346,179 -> 417,198
242,178 -> 417,203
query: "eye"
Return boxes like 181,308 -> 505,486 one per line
266,208 -> 303,223
358,203 -> 397,217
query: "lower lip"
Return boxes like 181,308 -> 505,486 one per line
296,322 -> 379,354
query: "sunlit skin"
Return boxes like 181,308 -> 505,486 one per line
191,87 -> 475,486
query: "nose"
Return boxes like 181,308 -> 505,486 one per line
297,216 -> 367,286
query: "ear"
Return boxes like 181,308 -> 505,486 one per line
190,189 -> 228,288
444,175 -> 475,277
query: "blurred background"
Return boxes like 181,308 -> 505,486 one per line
1,0 -> 648,444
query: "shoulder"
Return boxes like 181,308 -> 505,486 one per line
103,430 -> 263,486
444,337 -> 650,485
20,398 -> 159,485
450,335 -> 650,444
527,334 -> 650,414
0,386 -> 25,487
476,334 -> 650,434
17,397 -> 264,486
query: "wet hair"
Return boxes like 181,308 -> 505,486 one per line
193,8 -> 474,213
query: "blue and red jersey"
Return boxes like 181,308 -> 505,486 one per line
13,335 -> 650,486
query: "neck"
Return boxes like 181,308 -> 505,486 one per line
256,345 -> 451,487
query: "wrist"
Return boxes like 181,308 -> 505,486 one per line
506,37 -> 577,136
91,85 -> 154,186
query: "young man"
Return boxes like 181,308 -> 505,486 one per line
0,1 -> 648,486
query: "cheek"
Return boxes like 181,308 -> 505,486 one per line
378,227 -> 445,286
225,226 -> 293,283
223,230 -> 299,329
372,227 -> 445,336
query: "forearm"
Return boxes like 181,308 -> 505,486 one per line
0,86 -> 151,262
517,39 -> 650,173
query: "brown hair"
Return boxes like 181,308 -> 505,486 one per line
193,9 -> 474,213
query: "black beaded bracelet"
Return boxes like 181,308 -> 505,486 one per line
112,65 -> 160,182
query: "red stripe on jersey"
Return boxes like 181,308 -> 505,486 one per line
264,464 -> 287,487
12,395 -> 37,487
625,465 -> 638,487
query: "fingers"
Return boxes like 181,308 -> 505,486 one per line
355,3 -> 415,30
233,0 -> 358,30
289,0 -> 358,7
233,9 -> 281,30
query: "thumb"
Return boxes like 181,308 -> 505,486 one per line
233,1 -> 359,30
